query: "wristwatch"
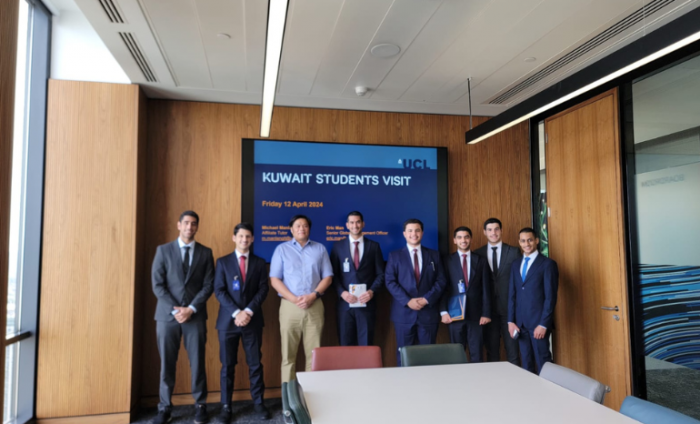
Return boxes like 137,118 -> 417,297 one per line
314,290 -> 323,299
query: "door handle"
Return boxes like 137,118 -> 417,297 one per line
601,306 -> 619,311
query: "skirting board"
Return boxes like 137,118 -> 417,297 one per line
140,388 -> 282,408
33,412 -> 130,424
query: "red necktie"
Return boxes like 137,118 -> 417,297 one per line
239,255 -> 246,283
354,241 -> 360,269
413,249 -> 420,286
462,254 -> 469,288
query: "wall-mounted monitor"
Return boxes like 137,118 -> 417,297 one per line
241,139 -> 449,262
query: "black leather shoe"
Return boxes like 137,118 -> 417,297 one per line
194,404 -> 209,424
217,404 -> 232,423
152,410 -> 172,424
254,403 -> 271,420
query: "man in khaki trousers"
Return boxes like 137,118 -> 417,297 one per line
270,214 -> 333,382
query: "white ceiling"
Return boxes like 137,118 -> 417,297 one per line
54,0 -> 700,116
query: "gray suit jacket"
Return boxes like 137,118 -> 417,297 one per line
475,242 -> 520,317
151,240 -> 215,322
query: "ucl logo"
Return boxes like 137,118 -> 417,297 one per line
398,159 -> 430,169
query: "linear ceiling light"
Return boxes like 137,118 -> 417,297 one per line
468,29 -> 700,144
260,0 -> 289,138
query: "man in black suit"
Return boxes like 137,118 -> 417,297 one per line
475,217 -> 521,365
151,211 -> 214,424
508,228 -> 559,374
214,223 -> 270,422
440,226 -> 491,362
330,211 -> 385,346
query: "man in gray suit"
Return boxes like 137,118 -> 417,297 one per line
475,218 -> 521,365
151,211 -> 215,424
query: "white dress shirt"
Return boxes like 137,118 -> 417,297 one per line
176,238 -> 197,314
349,235 -> 364,263
486,241 -> 502,273
519,250 -> 539,279
232,250 -> 254,318
407,244 -> 422,273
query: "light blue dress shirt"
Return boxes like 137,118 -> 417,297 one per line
269,239 -> 333,296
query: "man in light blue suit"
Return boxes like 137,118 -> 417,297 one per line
385,218 -> 447,365
508,227 -> 559,374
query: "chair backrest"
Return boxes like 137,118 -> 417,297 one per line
287,379 -> 312,424
620,396 -> 700,424
311,346 -> 383,371
539,362 -> 609,404
281,382 -> 297,424
399,343 -> 468,367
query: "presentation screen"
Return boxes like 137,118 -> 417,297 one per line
241,139 -> 449,262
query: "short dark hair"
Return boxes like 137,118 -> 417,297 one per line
483,218 -> 502,230
403,218 -> 424,231
233,222 -> 254,236
179,210 -> 199,223
347,211 -> 364,222
519,227 -> 538,238
453,226 -> 472,238
289,214 -> 312,229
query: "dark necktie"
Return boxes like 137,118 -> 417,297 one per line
413,249 -> 420,286
492,246 -> 499,275
354,241 -> 360,269
183,246 -> 190,277
239,255 -> 246,283
462,254 -> 469,288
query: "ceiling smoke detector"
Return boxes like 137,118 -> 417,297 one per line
355,86 -> 368,96
370,43 -> 401,58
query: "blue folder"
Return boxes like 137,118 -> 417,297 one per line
448,294 -> 466,321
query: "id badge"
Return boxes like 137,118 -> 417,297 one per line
458,280 -> 466,294
343,259 -> 350,273
232,277 -> 241,291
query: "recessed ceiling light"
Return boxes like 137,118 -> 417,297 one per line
370,43 -> 401,58
524,57 -> 537,62
217,33 -> 231,39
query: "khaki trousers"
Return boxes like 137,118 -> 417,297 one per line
279,299 -> 324,382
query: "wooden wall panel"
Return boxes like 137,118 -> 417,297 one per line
141,101 -> 531,398
37,80 -> 143,419
0,0 -> 20,413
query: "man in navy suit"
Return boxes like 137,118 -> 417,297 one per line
214,223 -> 270,422
385,218 -> 447,365
330,211 -> 385,346
440,226 -> 491,362
508,228 -> 559,374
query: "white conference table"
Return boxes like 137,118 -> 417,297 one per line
296,362 -> 641,424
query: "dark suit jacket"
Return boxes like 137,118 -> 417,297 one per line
475,243 -> 521,317
507,254 -> 559,330
439,252 -> 491,321
330,237 -> 385,310
214,251 -> 269,331
151,240 -> 215,322
385,246 -> 447,325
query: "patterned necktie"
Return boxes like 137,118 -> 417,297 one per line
239,255 -> 246,283
521,256 -> 531,282
413,249 -> 420,286
182,246 -> 190,277
354,241 -> 360,270
462,254 -> 469,288
492,246 -> 499,275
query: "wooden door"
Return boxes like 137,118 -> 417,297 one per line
545,89 -> 632,410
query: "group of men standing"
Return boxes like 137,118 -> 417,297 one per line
150,211 -> 558,424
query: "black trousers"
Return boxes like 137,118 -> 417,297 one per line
337,306 -> 376,346
448,319 -> 484,362
483,312 -> 520,365
219,324 -> 265,405
156,318 -> 207,412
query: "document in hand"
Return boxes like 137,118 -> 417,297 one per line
349,284 -> 367,308
448,294 -> 466,321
